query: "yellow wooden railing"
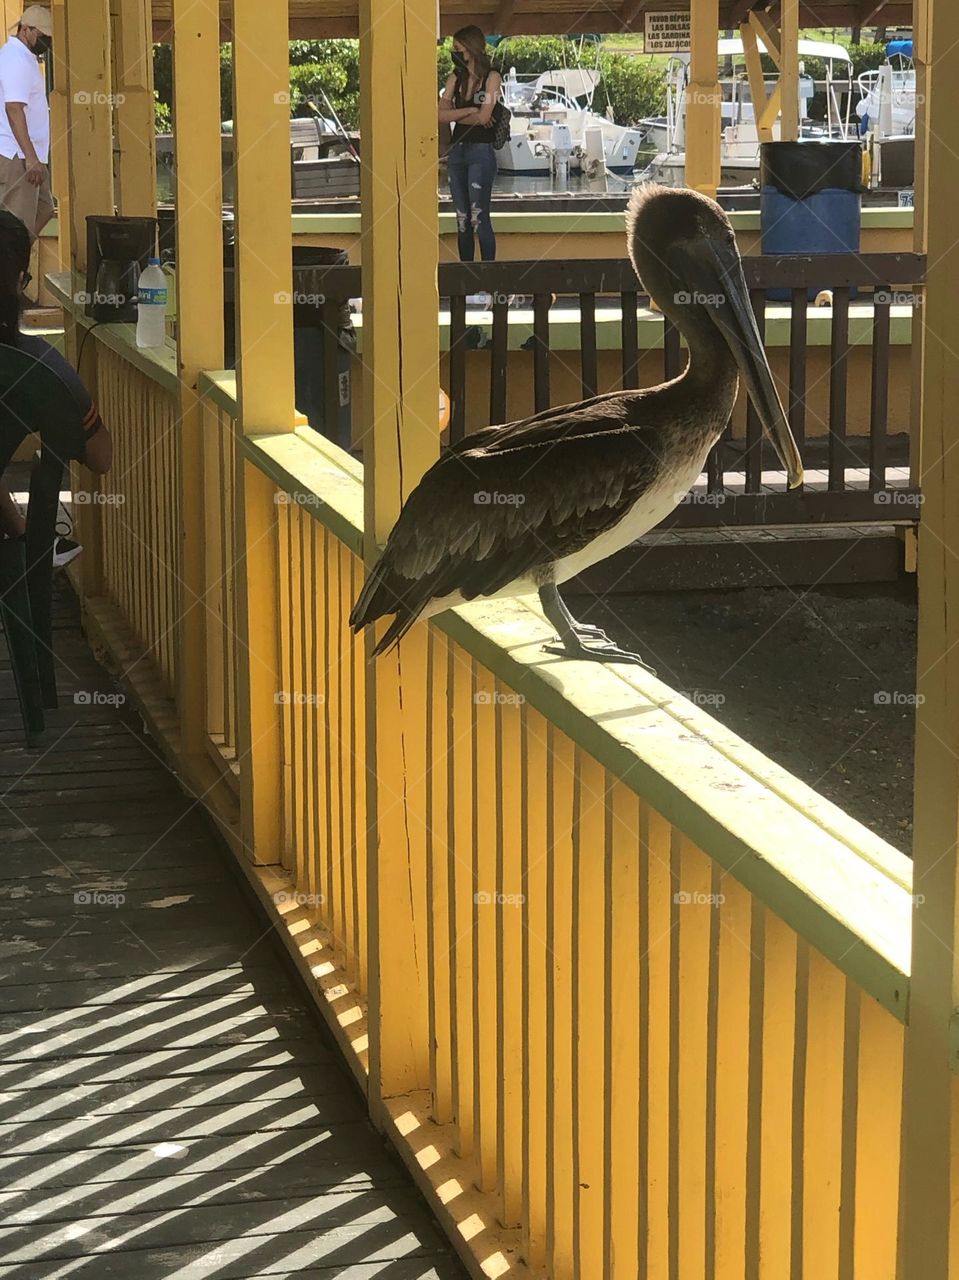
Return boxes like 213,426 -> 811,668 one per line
58,319 -> 917,1278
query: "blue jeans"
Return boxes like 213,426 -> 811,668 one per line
447,142 -> 497,262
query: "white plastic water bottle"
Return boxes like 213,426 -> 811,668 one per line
136,258 -> 167,349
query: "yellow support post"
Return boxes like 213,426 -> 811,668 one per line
231,0 -> 294,435
359,0 -> 439,1101
685,0 -> 721,198
62,0 -> 114,603
899,0 -> 959,1275
229,0 -> 293,864
111,0 -> 157,216
171,0 -> 224,762
779,0 -> 800,141
48,0 -> 72,270
62,0 -> 114,273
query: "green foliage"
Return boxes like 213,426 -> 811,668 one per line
154,91 -> 171,134
594,53 -> 666,123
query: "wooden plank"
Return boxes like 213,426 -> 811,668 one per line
448,294 -> 467,443
621,290 -> 639,390
533,293 -> 551,412
489,297 -> 509,425
788,287 -> 808,489
744,290 -> 766,493
579,292 -> 598,399
829,287 -> 851,491
869,289 -> 892,489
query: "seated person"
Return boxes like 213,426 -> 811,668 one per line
0,210 -> 112,563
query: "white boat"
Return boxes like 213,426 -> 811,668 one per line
856,42 -> 916,138
494,67 -> 645,177
641,37 -> 855,188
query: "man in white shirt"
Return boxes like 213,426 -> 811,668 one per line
0,7 -> 53,242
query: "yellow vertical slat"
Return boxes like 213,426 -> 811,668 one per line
427,632 -> 453,1124
639,806 -> 672,1276
337,541 -> 356,974
350,551 -> 368,998
573,753 -> 607,1279
801,948 -> 847,1278
854,998 -> 903,1278
759,913 -> 798,1276
523,705 -> 549,1268
330,537 -> 346,964
712,873 -> 752,1279
314,524 -> 332,919
450,650 -> 475,1158
686,0 -> 721,197
606,784 -> 640,1279
547,729 -> 575,1275
300,514 -> 317,898
276,500 -> 293,868
675,835 -> 713,1280
497,690 -> 524,1225
473,664 -> 498,1193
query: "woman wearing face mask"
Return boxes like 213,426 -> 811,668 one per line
439,27 -> 502,265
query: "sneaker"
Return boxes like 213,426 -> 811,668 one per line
53,535 -> 82,568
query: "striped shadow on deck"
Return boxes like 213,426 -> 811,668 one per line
0,588 -> 466,1279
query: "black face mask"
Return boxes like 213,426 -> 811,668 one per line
451,50 -> 467,70
34,35 -> 52,57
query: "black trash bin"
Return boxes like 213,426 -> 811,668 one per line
215,244 -> 356,448
760,141 -> 863,299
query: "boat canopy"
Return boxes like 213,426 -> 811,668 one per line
715,36 -> 852,63
533,67 -> 600,98
886,39 -> 913,58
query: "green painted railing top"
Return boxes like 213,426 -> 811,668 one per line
47,270 -> 180,397
291,205 -> 914,236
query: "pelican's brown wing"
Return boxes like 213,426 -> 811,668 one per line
350,407 -> 664,651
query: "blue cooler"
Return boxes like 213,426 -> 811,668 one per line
760,141 -> 862,299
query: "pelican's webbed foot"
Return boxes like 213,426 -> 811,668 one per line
537,583 -> 657,674
542,634 -> 658,672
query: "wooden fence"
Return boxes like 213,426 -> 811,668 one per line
298,252 -> 925,529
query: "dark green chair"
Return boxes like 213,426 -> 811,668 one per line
0,344 -> 83,747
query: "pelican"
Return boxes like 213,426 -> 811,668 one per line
350,184 -> 803,667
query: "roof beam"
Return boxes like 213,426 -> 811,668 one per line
492,0 -> 515,33
618,0 -> 647,30
730,0 -> 762,23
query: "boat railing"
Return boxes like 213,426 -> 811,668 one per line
301,251 -> 925,527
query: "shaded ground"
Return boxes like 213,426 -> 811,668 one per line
571,580 -> 918,855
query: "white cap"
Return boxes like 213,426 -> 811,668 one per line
10,6 -> 53,37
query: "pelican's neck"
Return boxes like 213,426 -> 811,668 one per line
667,302 -> 739,397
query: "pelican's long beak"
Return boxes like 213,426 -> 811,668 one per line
671,238 -> 804,488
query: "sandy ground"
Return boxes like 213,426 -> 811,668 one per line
569,581 -> 918,856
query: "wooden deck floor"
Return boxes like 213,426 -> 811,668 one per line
0,589 -> 466,1278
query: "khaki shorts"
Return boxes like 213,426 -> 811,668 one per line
0,154 -> 54,241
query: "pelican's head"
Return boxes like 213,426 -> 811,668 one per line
626,184 -> 803,489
